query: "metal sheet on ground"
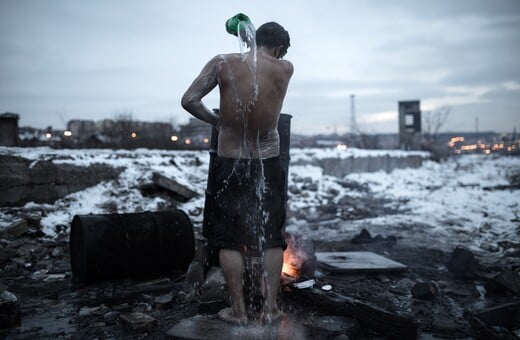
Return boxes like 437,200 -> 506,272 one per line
316,251 -> 407,274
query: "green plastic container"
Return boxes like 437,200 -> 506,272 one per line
225,13 -> 251,36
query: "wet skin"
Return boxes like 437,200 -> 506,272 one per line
182,46 -> 293,159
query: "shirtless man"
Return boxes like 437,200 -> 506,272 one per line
181,22 -> 293,324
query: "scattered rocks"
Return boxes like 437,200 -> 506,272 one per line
120,312 -> 157,334
200,267 -> 227,302
411,281 -> 439,300
485,270 -> 520,295
197,299 -> 227,314
152,172 -> 198,202
0,290 -> 20,330
103,311 -> 120,324
183,261 -> 205,294
351,228 -> 398,245
447,246 -> 478,280
154,293 -> 175,310
78,305 -> 101,317
504,248 -> 520,258
480,242 -> 499,253
2,220 -> 29,238
133,302 -> 152,313
308,315 -> 360,338
469,302 -> 520,339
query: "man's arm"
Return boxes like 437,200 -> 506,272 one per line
181,56 -> 221,126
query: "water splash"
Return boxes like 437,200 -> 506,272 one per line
237,20 -> 259,113
225,17 -> 274,316
237,20 -> 256,55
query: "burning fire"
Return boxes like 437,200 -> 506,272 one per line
282,248 -> 301,279
281,233 -> 313,281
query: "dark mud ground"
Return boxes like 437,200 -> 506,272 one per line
1,225 -> 519,340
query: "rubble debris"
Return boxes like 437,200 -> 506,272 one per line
197,300 -> 227,315
308,315 -> 360,339
154,293 -> 175,310
504,247 -> 520,258
447,246 -> 478,280
485,270 -> 520,295
468,302 -> 520,339
133,302 -> 152,313
120,312 -> 157,334
498,240 -> 520,250
0,249 -> 16,268
292,286 -> 417,339
294,279 -> 316,289
78,305 -> 101,317
152,172 -> 198,202
103,311 -> 120,324
480,242 -> 499,252
2,220 -> 29,238
0,290 -> 21,330
200,267 -> 227,302
351,228 -> 398,244
411,281 -> 439,300
0,154 -> 123,206
183,261 -> 205,294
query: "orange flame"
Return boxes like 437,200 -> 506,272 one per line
282,245 -> 305,279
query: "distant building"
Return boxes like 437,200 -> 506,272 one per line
67,120 -> 97,142
179,118 -> 212,147
0,112 -> 20,146
398,100 -> 422,150
132,121 -> 174,139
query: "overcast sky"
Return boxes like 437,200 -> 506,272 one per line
1,1 -> 519,135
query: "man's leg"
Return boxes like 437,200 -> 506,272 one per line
261,247 -> 284,322
218,249 -> 248,324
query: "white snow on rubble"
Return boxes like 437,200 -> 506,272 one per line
0,146 -> 518,255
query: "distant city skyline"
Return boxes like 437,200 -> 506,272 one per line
1,1 -> 519,135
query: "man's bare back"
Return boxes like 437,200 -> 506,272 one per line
182,47 -> 293,159
181,21 -> 293,324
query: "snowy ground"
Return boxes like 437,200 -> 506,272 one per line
1,147 -> 519,257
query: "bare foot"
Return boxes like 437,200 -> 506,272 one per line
218,307 -> 248,325
261,308 -> 285,324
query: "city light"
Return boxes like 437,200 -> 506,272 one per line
45,133 -> 52,139
131,132 -> 137,138
63,130 -> 72,137
461,144 -> 478,151
185,138 -> 191,145
450,136 -> 464,143
203,138 -> 209,144
170,135 -> 178,142
336,144 -> 347,151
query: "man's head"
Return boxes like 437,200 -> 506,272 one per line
256,22 -> 290,59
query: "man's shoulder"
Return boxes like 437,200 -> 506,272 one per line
278,59 -> 294,76
213,53 -> 241,62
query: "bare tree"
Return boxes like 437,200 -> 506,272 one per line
113,109 -> 135,140
423,106 -> 451,144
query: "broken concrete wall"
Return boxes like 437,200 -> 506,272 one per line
0,154 -> 122,207
315,155 -> 426,177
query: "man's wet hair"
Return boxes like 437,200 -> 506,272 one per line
256,22 -> 290,57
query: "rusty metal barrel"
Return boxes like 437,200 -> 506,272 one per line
70,209 -> 195,284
